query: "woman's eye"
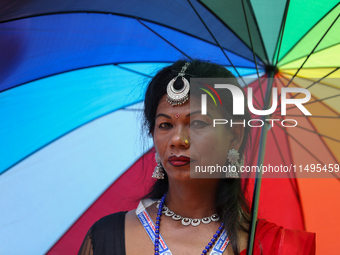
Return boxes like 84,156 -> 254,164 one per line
159,122 -> 173,129
190,120 -> 209,127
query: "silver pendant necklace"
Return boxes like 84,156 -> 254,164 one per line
156,201 -> 220,227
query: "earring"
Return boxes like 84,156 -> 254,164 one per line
226,149 -> 244,178
152,153 -> 165,179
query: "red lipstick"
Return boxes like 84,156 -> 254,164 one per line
168,155 -> 190,167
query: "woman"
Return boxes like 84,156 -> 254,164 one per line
78,60 -> 315,255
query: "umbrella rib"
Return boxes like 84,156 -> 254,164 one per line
271,128 -> 305,225
187,0 -> 245,83
0,99 -> 145,176
137,19 -> 193,61
297,106 -> 340,169
274,124 -> 340,180
275,114 -> 340,118
274,73 -> 340,117
278,69 -> 340,92
283,123 -> 295,168
276,93 -> 340,114
282,67 -> 340,100
1,60 -> 260,94
269,127 -> 286,165
281,124 -> 307,230
114,64 -> 153,78
279,43 -> 340,67
273,115 -> 340,166
224,65 -> 263,69
270,128 -> 290,175
269,128 -> 301,202
269,117 -> 340,143
275,117 -> 340,166
293,177 -> 307,231
282,66 -> 340,71
187,0 -> 262,109
283,13 -> 340,89
240,0 -> 265,105
243,0 -> 270,62
273,0 -> 290,66
121,108 -> 143,112
196,1 -> 266,66
0,9 -> 269,61
0,9 -> 264,66
246,76 -> 266,109
0,61 -> 162,93
276,2 -> 340,63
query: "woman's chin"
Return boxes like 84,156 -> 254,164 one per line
166,166 -> 191,181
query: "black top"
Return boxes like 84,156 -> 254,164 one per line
78,211 -> 316,255
78,211 -> 128,255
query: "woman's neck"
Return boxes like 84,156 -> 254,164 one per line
165,179 -> 220,219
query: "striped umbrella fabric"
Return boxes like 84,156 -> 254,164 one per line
1,1 -> 339,254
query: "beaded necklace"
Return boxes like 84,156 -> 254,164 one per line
154,194 -> 225,255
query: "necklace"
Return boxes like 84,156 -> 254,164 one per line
154,193 -> 224,255
156,201 -> 220,227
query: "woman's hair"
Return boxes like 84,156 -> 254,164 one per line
143,59 -> 251,255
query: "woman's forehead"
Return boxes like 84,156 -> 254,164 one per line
156,96 -> 201,114
155,95 -> 225,119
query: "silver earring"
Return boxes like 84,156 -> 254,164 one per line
226,149 -> 244,178
152,153 -> 165,179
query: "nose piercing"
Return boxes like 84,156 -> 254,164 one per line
184,139 -> 189,145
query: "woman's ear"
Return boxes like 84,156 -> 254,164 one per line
229,119 -> 244,151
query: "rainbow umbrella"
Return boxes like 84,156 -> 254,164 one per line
0,0 -> 339,254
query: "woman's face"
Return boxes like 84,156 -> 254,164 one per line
152,95 -> 243,181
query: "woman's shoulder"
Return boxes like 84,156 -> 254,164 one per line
91,211 -> 128,254
251,219 -> 315,255
91,211 -> 128,232
79,211 -> 128,255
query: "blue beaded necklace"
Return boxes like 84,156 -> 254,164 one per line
154,193 -> 225,255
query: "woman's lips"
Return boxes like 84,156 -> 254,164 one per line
168,155 -> 191,167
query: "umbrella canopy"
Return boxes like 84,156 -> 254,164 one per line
0,0 -> 339,254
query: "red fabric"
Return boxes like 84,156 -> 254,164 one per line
47,150 -> 156,255
240,220 -> 315,255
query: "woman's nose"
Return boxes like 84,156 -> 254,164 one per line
170,127 -> 189,148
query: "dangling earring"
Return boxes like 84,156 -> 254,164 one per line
152,153 -> 165,179
226,149 -> 244,178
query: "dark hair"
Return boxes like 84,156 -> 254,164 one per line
143,59 -> 251,255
